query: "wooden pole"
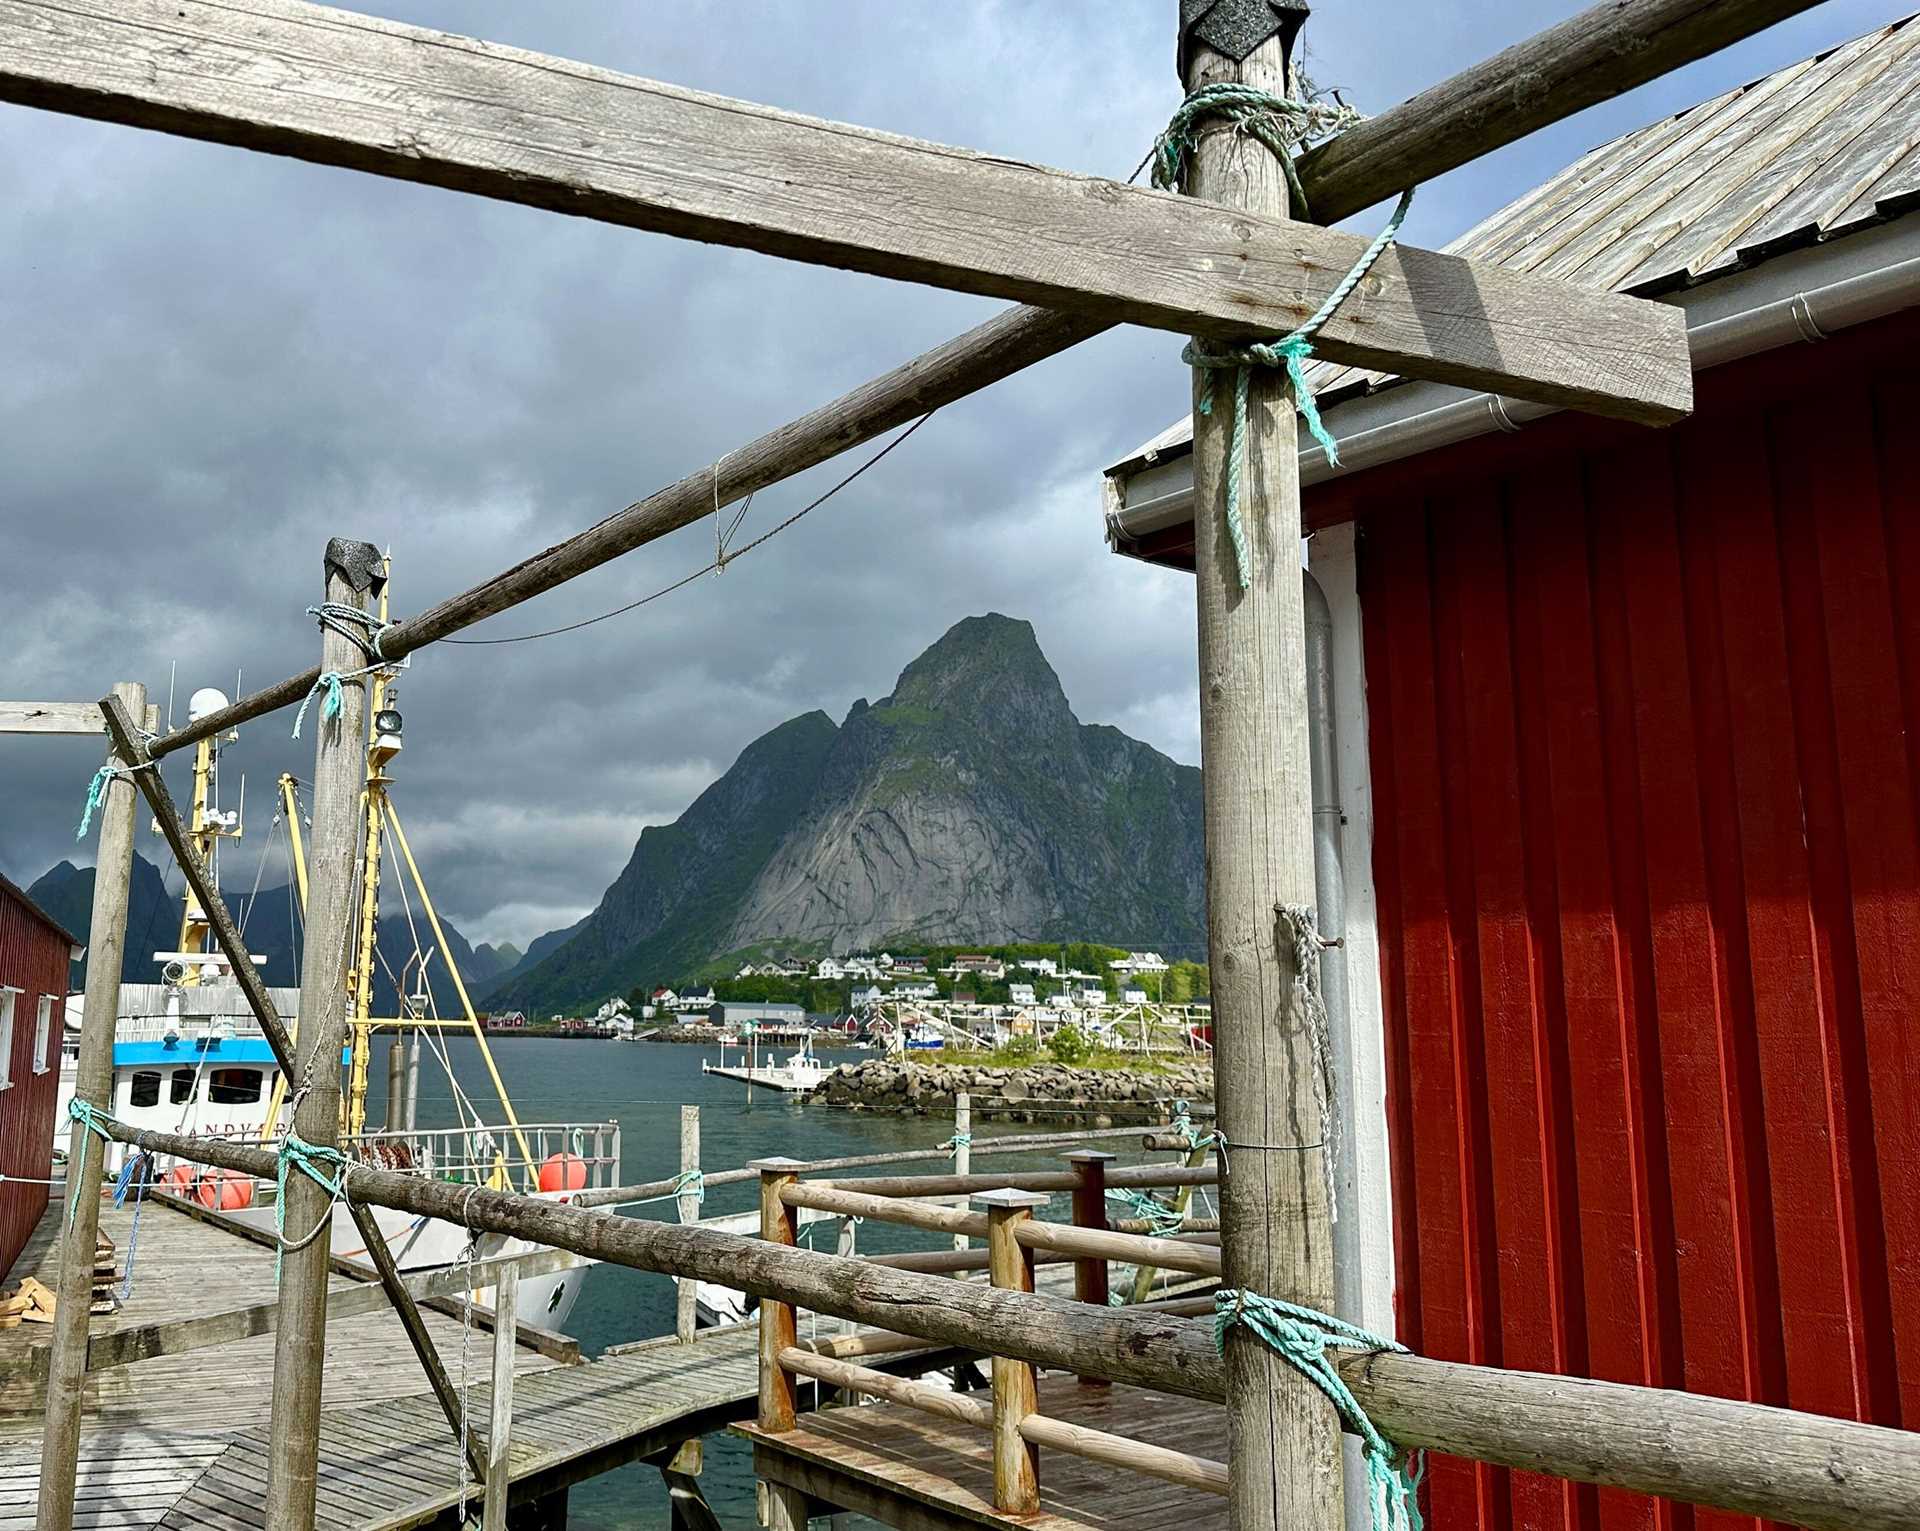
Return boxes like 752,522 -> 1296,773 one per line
755,1157 -> 809,1531
675,1106 -> 700,1342
979,1189 -> 1047,1514
97,695 -> 487,1482
754,1159 -> 803,1433
264,541 -> 378,1531
483,1261 -> 518,1531
952,1091 -> 971,1254
36,679 -> 144,1531
1180,9 -> 1341,1530
386,1037 -> 405,1133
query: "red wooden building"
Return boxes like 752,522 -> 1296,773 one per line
0,872 -> 80,1272
1105,17 -> 1919,1531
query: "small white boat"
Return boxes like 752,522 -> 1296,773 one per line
701,1034 -> 831,1093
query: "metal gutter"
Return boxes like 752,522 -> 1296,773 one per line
1105,215 -> 1920,549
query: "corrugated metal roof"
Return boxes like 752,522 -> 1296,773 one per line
1116,13 -> 1920,466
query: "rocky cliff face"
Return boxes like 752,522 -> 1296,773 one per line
727,615 -> 1203,952
492,614 -> 1204,1009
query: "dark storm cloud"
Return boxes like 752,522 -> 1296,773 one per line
2,1 -> 1901,946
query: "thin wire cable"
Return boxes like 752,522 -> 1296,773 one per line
443,413 -> 933,646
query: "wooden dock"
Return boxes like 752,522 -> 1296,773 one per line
0,1196 -> 803,1531
740,1377 -> 1227,1529
0,1196 -> 561,1438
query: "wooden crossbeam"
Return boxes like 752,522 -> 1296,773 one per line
0,0 -> 1687,424
0,700 -> 161,735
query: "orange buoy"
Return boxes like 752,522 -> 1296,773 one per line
191,1169 -> 255,1211
537,1152 -> 587,1193
163,1164 -> 197,1191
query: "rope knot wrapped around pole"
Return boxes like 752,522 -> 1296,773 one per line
1215,1289 -> 1425,1531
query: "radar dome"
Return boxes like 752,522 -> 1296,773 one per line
186,688 -> 230,723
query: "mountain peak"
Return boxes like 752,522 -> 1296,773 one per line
887,614 -> 1068,721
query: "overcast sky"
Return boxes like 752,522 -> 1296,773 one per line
2,0 -> 1905,950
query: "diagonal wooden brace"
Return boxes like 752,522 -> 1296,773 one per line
97,694 -> 489,1486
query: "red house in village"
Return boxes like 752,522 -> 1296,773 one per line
0,873 -> 79,1272
1105,17 -> 1919,1530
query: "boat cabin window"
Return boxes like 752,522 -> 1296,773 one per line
208,1068 -> 263,1105
170,1068 -> 197,1105
128,1071 -> 162,1108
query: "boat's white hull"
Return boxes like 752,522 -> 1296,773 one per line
224,1196 -> 586,1332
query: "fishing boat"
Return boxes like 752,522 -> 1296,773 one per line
55,566 -> 617,1331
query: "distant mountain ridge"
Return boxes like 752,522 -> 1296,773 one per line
488,614 -> 1204,1012
27,856 -> 493,1015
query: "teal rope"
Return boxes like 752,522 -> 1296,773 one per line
75,762 -> 150,840
290,672 -> 345,741
940,1132 -> 972,1159
607,1168 -> 705,1212
1146,83 -> 1363,217
1168,1098 -> 1220,1155
274,1132 -> 353,1279
1186,188 -> 1415,590
64,1100 -> 116,1230
1215,1290 -> 1424,1531
1105,1186 -> 1185,1236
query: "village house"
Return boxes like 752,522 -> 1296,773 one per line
848,985 -> 883,1010
889,955 -> 928,974
709,1000 -> 808,1031
1109,951 -> 1169,975
1101,23 -> 1920,1526
673,985 -> 715,1014
1008,982 -> 1037,1007
1120,985 -> 1149,1006
1016,957 -> 1057,976
486,1009 -> 529,1031
893,980 -> 937,1001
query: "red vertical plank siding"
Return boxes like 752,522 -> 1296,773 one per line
1445,497 -> 1576,1531
0,884 -> 71,1272
1362,509 -> 1502,1531
1863,373 -> 1920,1425
1340,319 -> 1918,1531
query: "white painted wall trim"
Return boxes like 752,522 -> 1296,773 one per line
1309,522 -> 1397,1531
1309,524 -> 1395,1333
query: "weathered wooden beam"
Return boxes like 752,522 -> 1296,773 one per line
266,543 -> 375,1531
1297,0 -> 1834,226
135,0 -> 1819,760
98,696 -> 488,1481
37,680 -> 144,1531
1185,17 -> 1341,1531
0,0 -> 1689,424
482,1261 -> 517,1531
91,1117 -> 1920,1531
0,699 -> 160,735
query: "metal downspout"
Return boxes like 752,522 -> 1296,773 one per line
1305,567 -> 1366,1531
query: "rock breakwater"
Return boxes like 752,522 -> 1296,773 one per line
807,1058 -> 1213,1125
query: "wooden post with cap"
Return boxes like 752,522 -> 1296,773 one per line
36,680 -> 145,1531
264,540 -> 381,1531
752,1157 -> 812,1531
1178,2 -> 1344,1528
979,1188 -> 1049,1514
1061,1148 -> 1115,1381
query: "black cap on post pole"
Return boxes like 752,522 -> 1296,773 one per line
1178,0 -> 1311,80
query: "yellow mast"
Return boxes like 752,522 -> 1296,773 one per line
261,774 -> 308,1142
343,577 -> 395,1136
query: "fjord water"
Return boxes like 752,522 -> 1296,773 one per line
364,1036 -> 1101,1530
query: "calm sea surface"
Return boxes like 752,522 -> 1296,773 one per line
365,1035 -> 1122,1531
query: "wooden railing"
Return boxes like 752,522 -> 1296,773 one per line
87,1114 -> 1920,1531
757,1151 -> 1231,1513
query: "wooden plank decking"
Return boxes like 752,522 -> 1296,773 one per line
0,1195 -> 561,1435
740,1376 -> 1229,1529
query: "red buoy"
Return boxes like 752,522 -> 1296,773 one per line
191,1169 -> 255,1211
538,1152 -> 587,1192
